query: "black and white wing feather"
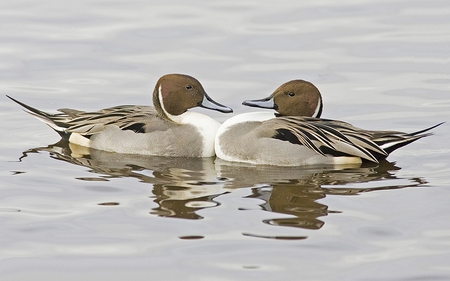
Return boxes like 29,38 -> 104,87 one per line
268,117 -> 442,163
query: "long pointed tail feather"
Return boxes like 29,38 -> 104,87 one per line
407,122 -> 445,136
375,122 -> 444,155
7,95 -> 68,135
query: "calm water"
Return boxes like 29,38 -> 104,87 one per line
1,0 -> 450,280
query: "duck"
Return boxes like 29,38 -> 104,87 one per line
215,79 -> 442,166
8,74 -> 233,157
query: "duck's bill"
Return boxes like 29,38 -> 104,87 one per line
242,95 -> 277,110
199,94 -> 233,113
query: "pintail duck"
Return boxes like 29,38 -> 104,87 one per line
8,74 -> 233,157
215,80 -> 442,166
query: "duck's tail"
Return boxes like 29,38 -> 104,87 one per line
7,95 -> 69,137
374,122 -> 444,155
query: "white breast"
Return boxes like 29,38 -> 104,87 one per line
216,112 -> 274,135
215,112 -> 274,161
178,111 -> 222,157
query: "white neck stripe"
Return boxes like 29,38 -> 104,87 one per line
312,98 -> 322,118
158,84 -> 184,124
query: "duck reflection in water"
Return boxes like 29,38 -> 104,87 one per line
215,159 -> 425,233
19,140 -> 426,233
20,140 -> 224,220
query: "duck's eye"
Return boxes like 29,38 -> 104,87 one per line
288,92 -> 295,97
185,85 -> 193,90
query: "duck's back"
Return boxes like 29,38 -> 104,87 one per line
65,107 -> 217,157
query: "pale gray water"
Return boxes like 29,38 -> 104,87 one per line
1,0 -> 450,280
